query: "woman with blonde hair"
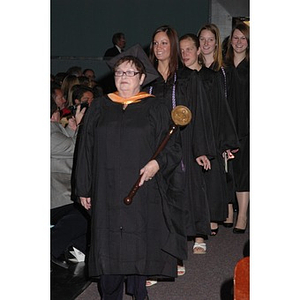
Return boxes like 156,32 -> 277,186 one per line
179,33 -> 239,242
197,24 -> 241,231
61,74 -> 80,107
197,23 -> 223,71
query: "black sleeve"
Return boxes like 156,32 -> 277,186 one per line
74,98 -> 103,197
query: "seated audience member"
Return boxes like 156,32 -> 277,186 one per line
54,72 -> 68,87
67,66 -> 82,77
51,96 -> 89,269
83,68 -> 96,80
78,75 -> 90,87
61,74 -> 80,107
92,83 -> 103,98
51,83 -> 71,118
71,85 -> 95,107
83,68 -> 98,88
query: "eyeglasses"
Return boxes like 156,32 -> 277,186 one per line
114,70 -> 140,77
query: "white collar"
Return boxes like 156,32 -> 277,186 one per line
115,45 -> 122,53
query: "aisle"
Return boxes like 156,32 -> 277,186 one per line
74,222 -> 249,300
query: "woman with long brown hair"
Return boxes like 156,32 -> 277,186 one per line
224,23 -> 250,233
146,25 -> 216,264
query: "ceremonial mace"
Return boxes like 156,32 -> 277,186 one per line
124,105 -> 192,205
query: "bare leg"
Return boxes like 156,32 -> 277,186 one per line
235,191 -> 249,230
195,237 -> 205,244
210,222 -> 219,236
210,222 -> 218,230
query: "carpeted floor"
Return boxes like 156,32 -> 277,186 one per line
74,219 -> 249,300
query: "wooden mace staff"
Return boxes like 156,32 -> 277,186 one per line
124,105 -> 192,205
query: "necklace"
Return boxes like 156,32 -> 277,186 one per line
149,72 -> 177,108
220,67 -> 227,99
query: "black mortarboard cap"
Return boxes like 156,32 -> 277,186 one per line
106,44 -> 159,86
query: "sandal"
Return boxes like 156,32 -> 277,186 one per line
146,280 -> 157,287
177,265 -> 185,276
193,242 -> 206,254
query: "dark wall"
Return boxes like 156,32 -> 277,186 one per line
51,0 -> 209,78
218,0 -> 249,17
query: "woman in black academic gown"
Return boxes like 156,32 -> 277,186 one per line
224,23 -> 250,233
145,25 -> 216,264
198,24 -> 244,230
75,48 -> 184,300
179,33 -> 240,251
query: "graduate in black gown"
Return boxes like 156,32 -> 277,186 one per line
224,23 -> 250,234
75,47 -> 185,300
144,25 -> 216,262
197,24 -> 241,229
179,33 -> 240,250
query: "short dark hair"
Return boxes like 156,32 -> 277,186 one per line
179,33 -> 200,48
72,85 -> 94,104
113,55 -> 146,79
112,32 -> 125,45
54,72 -> 68,86
83,68 -> 95,77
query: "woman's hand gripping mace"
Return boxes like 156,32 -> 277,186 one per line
124,105 -> 192,205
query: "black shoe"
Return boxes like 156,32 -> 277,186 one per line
223,222 -> 233,228
210,227 -> 219,236
51,255 -> 69,269
233,227 -> 246,234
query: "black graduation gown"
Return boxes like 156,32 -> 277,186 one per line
225,59 -> 250,191
198,67 -> 240,221
144,67 -> 216,237
75,95 -> 184,278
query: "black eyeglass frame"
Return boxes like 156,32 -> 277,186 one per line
114,70 -> 140,77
